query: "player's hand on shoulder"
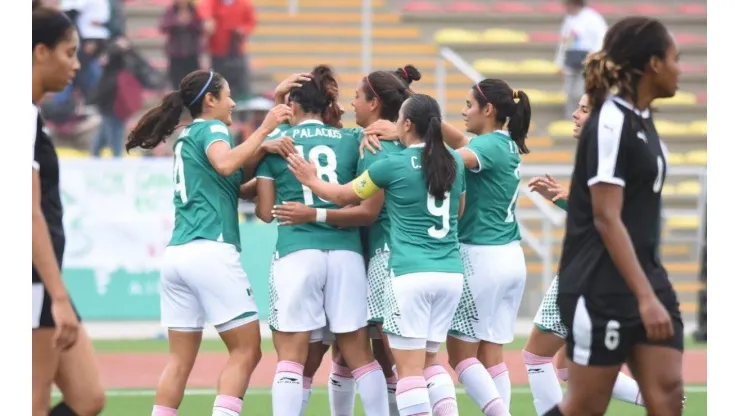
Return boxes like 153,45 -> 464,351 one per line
262,105 -> 293,132
364,119 -> 396,140
638,293 -> 674,342
360,134 -> 381,158
287,153 -> 318,186
262,136 -> 297,159
272,201 -> 314,226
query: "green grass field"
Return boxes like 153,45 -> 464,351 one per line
56,386 -> 707,416
83,337 -> 706,415
91,335 -> 707,353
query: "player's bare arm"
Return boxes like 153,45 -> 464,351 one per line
207,105 -> 292,177
32,168 -> 78,350
273,191 -> 383,227
287,153 -> 366,206
254,178 -> 277,223
591,183 -> 673,341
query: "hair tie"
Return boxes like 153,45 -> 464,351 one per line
189,71 -> 214,106
401,67 -> 409,80
475,83 -> 489,103
364,76 -> 379,99
512,89 -> 519,99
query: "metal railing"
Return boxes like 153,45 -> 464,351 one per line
435,46 -> 708,302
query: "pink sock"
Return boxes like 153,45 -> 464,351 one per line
557,368 -> 569,382
152,405 -> 178,416
213,395 -> 242,414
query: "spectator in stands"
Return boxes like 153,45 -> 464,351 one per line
90,38 -> 145,157
106,0 -> 127,40
198,0 -> 256,100
160,0 -> 204,90
554,0 -> 606,119
61,0 -> 111,101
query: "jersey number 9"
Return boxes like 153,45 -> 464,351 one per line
427,192 -> 451,239
295,145 -> 339,205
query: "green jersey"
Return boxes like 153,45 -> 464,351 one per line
458,131 -> 522,246
336,131 -> 404,256
255,120 -> 362,257
355,144 -> 466,276
169,119 -> 244,251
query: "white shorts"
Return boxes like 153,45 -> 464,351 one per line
449,242 -> 527,344
533,275 -> 567,338
268,249 -> 367,334
382,272 -> 463,347
367,251 -> 391,323
160,239 -> 259,330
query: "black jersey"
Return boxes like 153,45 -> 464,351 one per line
558,95 -> 670,301
32,106 -> 65,283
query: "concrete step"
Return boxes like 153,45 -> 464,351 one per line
402,13 -> 707,35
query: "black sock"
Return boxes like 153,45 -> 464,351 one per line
49,402 -> 79,416
543,405 -> 564,416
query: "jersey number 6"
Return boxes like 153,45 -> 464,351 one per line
295,145 -> 339,205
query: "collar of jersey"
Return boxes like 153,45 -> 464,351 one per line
297,119 -> 324,126
609,95 -> 651,119
192,118 -> 205,123
408,143 -> 425,148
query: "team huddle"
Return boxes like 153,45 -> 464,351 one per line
128,15 -> 683,416
31,3 -> 687,415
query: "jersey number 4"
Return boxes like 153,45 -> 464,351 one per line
427,192 -> 451,239
295,145 -> 339,205
173,141 -> 188,204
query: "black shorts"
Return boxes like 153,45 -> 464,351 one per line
558,289 -> 684,366
32,282 -> 81,329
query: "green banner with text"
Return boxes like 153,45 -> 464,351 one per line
63,221 -> 277,321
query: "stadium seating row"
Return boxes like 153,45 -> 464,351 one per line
402,1 -> 706,16
434,28 -> 706,45
548,119 -> 707,137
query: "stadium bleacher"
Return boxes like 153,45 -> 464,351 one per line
118,0 -> 706,314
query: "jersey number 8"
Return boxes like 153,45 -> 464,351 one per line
427,192 -> 451,239
295,145 -> 339,205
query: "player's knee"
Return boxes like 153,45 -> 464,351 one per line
71,390 -> 107,416
644,377 -> 684,415
231,345 -> 262,370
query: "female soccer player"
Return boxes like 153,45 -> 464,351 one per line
545,16 -> 683,416
288,93 -> 466,416
272,65 -> 421,416
127,69 -> 291,416
32,5 -> 106,415
360,80 -> 530,416
436,79 -> 530,416
254,65 -> 390,416
524,94 -> 648,415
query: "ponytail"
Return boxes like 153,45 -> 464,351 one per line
507,89 -> 531,154
474,79 -> 532,154
422,115 -> 456,200
126,70 -> 224,152
126,91 -> 184,152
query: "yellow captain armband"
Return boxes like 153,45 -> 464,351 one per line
352,170 -> 380,200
